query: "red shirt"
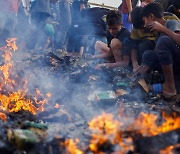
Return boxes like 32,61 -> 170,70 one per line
1,0 -> 19,13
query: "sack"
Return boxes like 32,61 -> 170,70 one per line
80,7 -> 109,36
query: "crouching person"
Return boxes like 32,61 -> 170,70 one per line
140,3 -> 180,98
92,10 -> 131,70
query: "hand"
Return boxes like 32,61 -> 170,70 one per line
95,64 -> 106,70
128,13 -> 132,22
146,21 -> 166,33
84,54 -> 95,60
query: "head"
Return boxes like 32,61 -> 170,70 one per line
131,7 -> 144,29
106,10 -> 122,36
141,2 -> 163,27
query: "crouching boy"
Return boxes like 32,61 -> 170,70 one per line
91,10 -> 131,70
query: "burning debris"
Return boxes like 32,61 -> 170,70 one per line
0,39 -> 180,154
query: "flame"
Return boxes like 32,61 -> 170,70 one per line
88,111 -> 180,153
64,139 -> 83,154
132,112 -> 180,136
54,103 -> 60,109
160,144 -> 180,154
88,112 -> 134,153
0,38 -> 48,118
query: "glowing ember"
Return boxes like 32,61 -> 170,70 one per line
54,103 -> 60,109
0,112 -> 7,122
160,144 -> 180,154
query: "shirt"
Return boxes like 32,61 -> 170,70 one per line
107,27 -> 131,55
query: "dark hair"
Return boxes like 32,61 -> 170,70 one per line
106,10 -> 122,26
173,0 -> 180,9
141,2 -> 164,18
131,7 -> 144,29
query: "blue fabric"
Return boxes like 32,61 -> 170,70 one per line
121,13 -> 132,32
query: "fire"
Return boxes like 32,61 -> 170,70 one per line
64,139 -> 83,154
54,103 -> 60,109
0,38 -> 49,120
160,144 -> 180,154
88,112 -> 134,153
0,112 -> 7,122
88,111 -> 180,153
132,112 -> 180,136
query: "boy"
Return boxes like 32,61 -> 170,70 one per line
130,6 -> 179,72
92,10 -> 131,70
139,3 -> 180,98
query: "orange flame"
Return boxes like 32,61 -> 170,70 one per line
0,38 -> 49,117
64,139 -> 83,154
88,111 -> 180,153
0,112 -> 7,122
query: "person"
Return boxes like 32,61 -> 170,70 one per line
0,0 -> 19,45
130,6 -> 179,72
141,0 -> 154,7
66,0 -> 89,56
167,0 -> 180,19
130,6 -> 156,72
120,0 -> 133,31
138,3 -> 180,98
28,0 -> 51,50
91,10 -> 131,70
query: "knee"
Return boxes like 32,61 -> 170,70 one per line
142,50 -> 157,66
156,36 -> 173,50
110,38 -> 122,50
95,41 -> 103,51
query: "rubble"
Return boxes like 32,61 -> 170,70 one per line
0,40 -> 180,153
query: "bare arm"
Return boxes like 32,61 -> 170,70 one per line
93,51 -> 113,59
95,55 -> 130,69
147,21 -> 180,45
163,27 -> 180,45
126,0 -> 132,13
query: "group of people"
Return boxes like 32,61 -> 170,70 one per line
92,0 -> 180,100
0,0 -> 180,100
0,0 -> 89,51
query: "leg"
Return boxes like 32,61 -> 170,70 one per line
156,36 -> 180,96
138,39 -> 155,64
95,41 -> 110,54
110,38 -> 123,62
56,1 -> 71,50
131,49 -> 140,72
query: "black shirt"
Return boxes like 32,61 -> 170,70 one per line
107,27 -> 131,55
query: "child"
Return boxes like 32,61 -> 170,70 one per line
140,3 -> 180,98
91,10 -> 131,70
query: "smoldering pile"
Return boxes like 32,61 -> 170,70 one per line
1,42 -> 180,154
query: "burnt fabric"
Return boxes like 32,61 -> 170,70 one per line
107,27 -> 131,55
